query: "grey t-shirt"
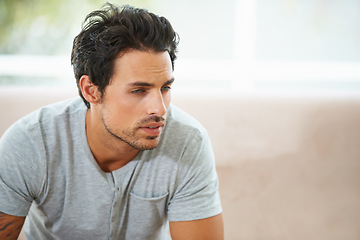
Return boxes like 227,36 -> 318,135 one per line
0,98 -> 222,240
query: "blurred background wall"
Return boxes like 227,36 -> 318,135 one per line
0,0 -> 359,92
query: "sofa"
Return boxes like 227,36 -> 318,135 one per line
1,86 -> 360,240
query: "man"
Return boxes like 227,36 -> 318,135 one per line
0,3 -> 223,240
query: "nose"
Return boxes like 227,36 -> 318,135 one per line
147,91 -> 167,117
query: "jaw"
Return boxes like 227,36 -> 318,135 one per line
104,126 -> 162,151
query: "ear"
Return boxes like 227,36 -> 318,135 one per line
79,75 -> 102,105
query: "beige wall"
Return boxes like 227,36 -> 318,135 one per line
173,90 -> 360,240
1,87 -> 359,239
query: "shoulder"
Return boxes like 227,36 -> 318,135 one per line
0,97 -> 87,201
154,104 -> 213,165
0,97 -> 86,156
6,97 -> 85,135
166,104 -> 208,139
25,97 -> 86,126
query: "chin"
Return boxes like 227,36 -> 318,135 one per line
130,137 -> 160,151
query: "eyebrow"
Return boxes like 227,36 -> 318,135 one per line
128,78 -> 175,87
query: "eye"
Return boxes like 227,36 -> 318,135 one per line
161,86 -> 172,92
131,89 -> 146,94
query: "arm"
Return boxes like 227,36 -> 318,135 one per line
0,212 -> 25,240
169,213 -> 224,240
0,122 -> 42,240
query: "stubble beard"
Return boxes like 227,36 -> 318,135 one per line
101,115 -> 165,151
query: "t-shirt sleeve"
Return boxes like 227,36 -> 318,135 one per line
0,121 -> 44,216
167,129 -> 222,221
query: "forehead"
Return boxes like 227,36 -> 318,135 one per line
112,50 -> 173,82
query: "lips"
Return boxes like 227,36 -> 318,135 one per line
139,123 -> 164,136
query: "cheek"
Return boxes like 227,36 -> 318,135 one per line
102,99 -> 139,126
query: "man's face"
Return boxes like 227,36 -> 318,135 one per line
97,50 -> 174,150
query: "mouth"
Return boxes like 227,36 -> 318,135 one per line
139,123 -> 164,137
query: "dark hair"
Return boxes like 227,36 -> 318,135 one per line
71,3 -> 179,108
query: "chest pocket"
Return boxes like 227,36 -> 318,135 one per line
124,192 -> 170,239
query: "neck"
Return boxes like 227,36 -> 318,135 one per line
85,109 -> 139,172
